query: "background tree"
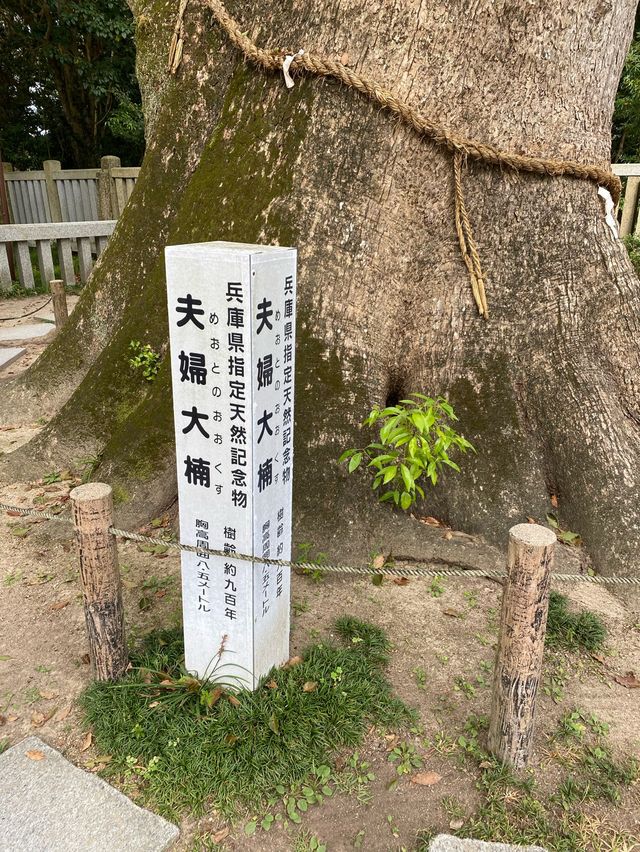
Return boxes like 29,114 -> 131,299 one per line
1,0 -> 639,576
0,0 -> 144,168
613,8 -> 640,162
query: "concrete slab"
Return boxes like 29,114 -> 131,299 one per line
0,347 -> 25,371
429,836 -> 547,852
0,737 -> 179,852
0,323 -> 53,342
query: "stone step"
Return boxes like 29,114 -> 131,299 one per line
0,347 -> 25,371
0,736 -> 179,851
0,323 -> 54,342
429,835 -> 547,852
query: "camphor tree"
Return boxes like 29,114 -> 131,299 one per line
1,0 -> 639,574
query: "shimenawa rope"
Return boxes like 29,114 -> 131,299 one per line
3,500 -> 639,585
167,0 -> 621,318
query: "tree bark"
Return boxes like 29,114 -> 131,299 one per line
1,0 -> 638,574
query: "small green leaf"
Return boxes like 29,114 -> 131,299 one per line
400,491 -> 412,510
348,453 -> 363,473
244,820 -> 257,836
400,464 -> 413,492
338,449 -> 355,463
382,465 -> 397,484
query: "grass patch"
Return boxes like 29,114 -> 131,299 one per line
81,618 -> 413,819
545,591 -> 606,652
418,713 -> 638,851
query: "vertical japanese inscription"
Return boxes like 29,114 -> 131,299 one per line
166,243 -> 296,688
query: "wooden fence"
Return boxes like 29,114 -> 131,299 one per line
2,157 -> 139,225
0,220 -> 116,291
613,164 -> 640,237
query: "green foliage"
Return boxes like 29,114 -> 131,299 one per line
0,0 -> 143,168
339,394 -> 474,510
623,234 -> 640,277
80,619 -> 413,818
128,341 -> 161,382
613,34 -> 640,162
545,592 -> 606,652
388,741 -> 423,775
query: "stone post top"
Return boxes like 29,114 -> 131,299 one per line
70,482 -> 112,502
509,522 -> 557,547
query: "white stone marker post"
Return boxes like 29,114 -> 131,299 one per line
165,242 -> 296,688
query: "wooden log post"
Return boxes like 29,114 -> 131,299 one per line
43,160 -> 63,223
49,279 -> 69,329
98,156 -> 121,220
488,522 -> 557,769
0,154 -> 15,280
70,483 -> 127,681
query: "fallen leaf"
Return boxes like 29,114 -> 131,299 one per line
268,713 -> 280,734
339,52 -> 351,66
422,516 -> 444,526
148,701 -> 159,708
6,510 -> 23,517
31,707 -> 56,727
0,714 -> 6,725
550,494 -> 559,508
56,705 -> 72,721
212,828 -> 230,843
443,531 -> 453,540
50,600 -> 70,611
81,731 -> 93,751
26,749 -> 45,761
371,573 -> 384,586
411,771 -> 442,786
283,655 -> 303,669
526,517 -> 537,524
590,652 -> 607,665
6,714 -> 18,723
39,690 -> 58,700
159,679 -> 173,686
393,577 -> 409,586
81,653 -> 90,665
479,760 -> 494,769
613,671 -> 640,689
265,679 -> 278,690
203,687 -> 223,708
302,681 -> 318,692
443,608 -> 464,618
449,818 -> 464,831
227,694 -> 241,707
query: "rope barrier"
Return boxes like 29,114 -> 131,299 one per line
169,0 -> 622,318
3,499 -> 639,585
0,297 -> 53,323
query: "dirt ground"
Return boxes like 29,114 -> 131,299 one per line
1,298 -> 639,851
0,468 -> 638,851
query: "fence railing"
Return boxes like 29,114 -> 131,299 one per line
613,164 -> 640,237
0,221 -> 116,291
2,157 -> 139,226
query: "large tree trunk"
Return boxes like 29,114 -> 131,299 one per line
1,0 -> 638,574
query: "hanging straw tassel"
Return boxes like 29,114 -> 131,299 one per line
453,151 -> 489,318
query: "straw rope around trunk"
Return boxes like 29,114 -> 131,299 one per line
168,0 -> 621,318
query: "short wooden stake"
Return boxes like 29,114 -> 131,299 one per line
488,522 -> 556,769
70,483 -> 127,681
49,279 -> 68,329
